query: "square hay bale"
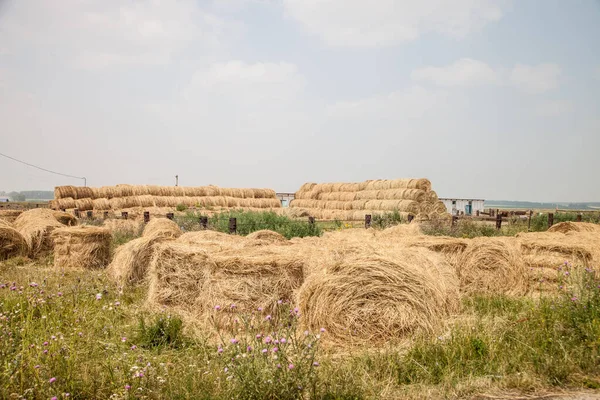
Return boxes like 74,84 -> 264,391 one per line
51,226 -> 111,269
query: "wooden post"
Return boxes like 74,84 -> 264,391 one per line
200,216 -> 208,230
86,211 -> 93,219
548,213 -> 554,228
103,211 -> 109,219
143,211 -> 150,224
476,210 -> 480,217
166,213 -> 174,220
408,214 -> 414,223
229,217 -> 237,234
74,209 -> 80,218
496,213 -> 502,230
365,214 -> 372,229
577,214 -> 582,222
121,211 -> 128,220
60,209 -> 66,212
528,210 -> 532,231
451,215 -> 458,227
308,216 -> 315,227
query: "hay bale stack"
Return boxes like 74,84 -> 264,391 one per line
106,236 -> 163,285
13,209 -> 69,257
142,218 -> 182,240
456,237 -> 528,295
297,249 -> 459,345
290,178 -> 447,220
0,219 -> 29,260
52,184 -> 282,213
147,243 -> 304,324
51,226 -> 111,269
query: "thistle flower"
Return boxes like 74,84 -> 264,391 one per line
49,377 -> 56,383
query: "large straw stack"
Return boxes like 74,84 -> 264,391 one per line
51,184 -> 281,212
290,178 -> 448,220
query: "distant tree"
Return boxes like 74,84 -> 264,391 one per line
7,192 -> 26,202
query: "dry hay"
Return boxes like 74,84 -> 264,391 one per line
245,230 -> 288,245
102,219 -> 143,237
0,210 -> 23,223
547,222 -> 600,234
456,237 -> 528,295
297,248 -> 459,345
106,236 -> 165,285
147,242 -> 304,325
142,218 -> 182,240
518,232 -> 594,267
13,209 -> 70,258
51,226 -> 111,269
0,219 -> 28,260
175,230 -> 245,254
52,211 -> 77,226
378,223 -> 424,237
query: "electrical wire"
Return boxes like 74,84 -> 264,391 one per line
0,152 -> 86,182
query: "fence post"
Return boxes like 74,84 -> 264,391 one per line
365,214 -> 372,229
166,213 -> 174,220
60,208 -> 66,213
496,213 -> 502,230
200,216 -> 208,230
103,211 -> 109,219
86,211 -> 93,219
548,213 -> 554,228
451,215 -> 458,227
143,211 -> 150,224
577,214 -> 582,222
74,209 -> 80,218
121,211 -> 128,220
308,217 -> 315,229
229,217 -> 237,234
528,210 -> 532,231
476,210 -> 480,217
408,214 -> 414,223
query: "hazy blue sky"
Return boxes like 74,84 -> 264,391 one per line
1,0 -> 599,201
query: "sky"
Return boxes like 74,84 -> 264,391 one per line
0,0 -> 599,202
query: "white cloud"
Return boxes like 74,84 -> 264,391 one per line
0,0 -> 233,69
411,58 -> 498,87
535,100 -> 572,117
510,63 -> 561,93
283,0 -> 507,47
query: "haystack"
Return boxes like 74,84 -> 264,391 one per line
106,236 -> 163,285
547,222 -> 600,234
51,226 -> 111,269
245,230 -> 287,245
0,210 -> 23,223
142,218 -> 182,240
0,219 -> 28,260
456,237 -> 528,295
147,243 -> 304,324
297,249 -> 460,345
103,219 -> 143,238
13,209 -> 69,257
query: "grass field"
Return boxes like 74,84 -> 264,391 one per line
2,251 -> 600,399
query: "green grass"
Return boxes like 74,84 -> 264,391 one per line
175,210 -> 322,239
1,259 -> 599,399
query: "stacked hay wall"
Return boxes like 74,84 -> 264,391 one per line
51,226 -> 111,269
52,184 -> 281,213
290,178 -> 448,220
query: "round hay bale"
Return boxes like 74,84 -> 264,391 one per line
56,197 -> 77,210
0,219 -> 29,260
142,218 -> 181,240
548,222 -> 600,234
0,210 -> 23,224
457,237 -> 528,295
74,198 -> 94,211
298,251 -> 459,344
106,236 -> 164,285
54,186 -> 77,200
52,211 -> 77,226
51,226 -> 111,269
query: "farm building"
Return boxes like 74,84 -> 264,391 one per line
0,197 -> 9,203
440,198 -> 485,216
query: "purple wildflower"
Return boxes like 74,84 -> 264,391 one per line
214,305 -> 221,311
230,338 -> 239,344
288,364 -> 294,369
265,315 -> 272,321
49,377 -> 56,383
272,347 -> 278,353
262,349 -> 268,354
125,384 -> 131,390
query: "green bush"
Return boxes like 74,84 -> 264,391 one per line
176,210 -> 322,239
176,204 -> 187,212
136,314 -> 187,350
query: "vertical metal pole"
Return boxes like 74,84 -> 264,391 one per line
175,175 -> 179,187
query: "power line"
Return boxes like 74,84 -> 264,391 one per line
0,152 -> 86,186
